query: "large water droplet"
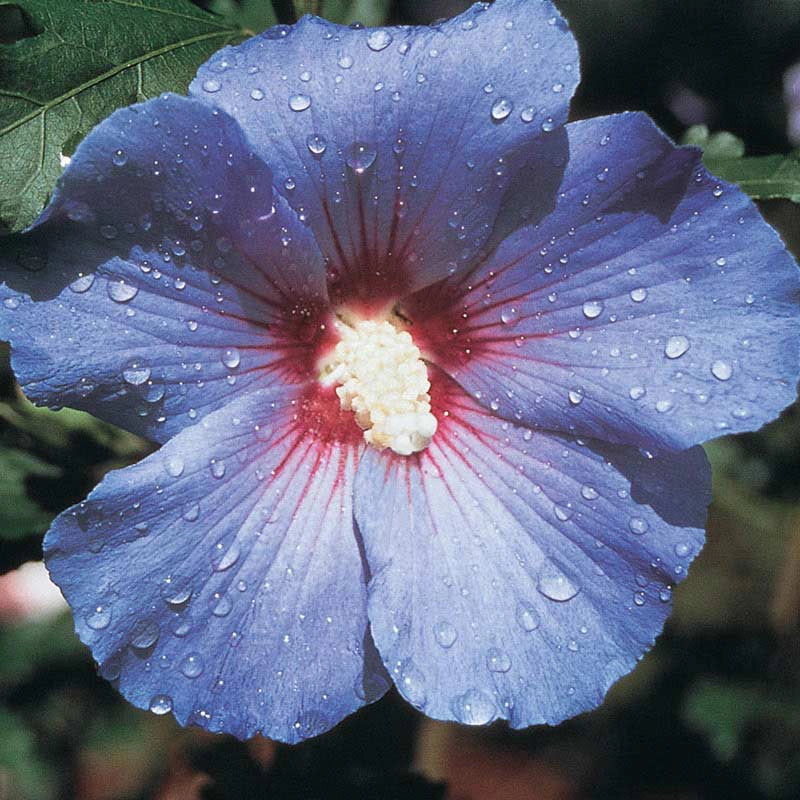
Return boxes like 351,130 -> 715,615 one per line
515,600 -> 540,631
486,647 -> 511,673
366,29 -> 393,51
306,133 -> 327,155
202,79 -> 221,93
210,458 -> 226,479
107,280 -> 138,303
180,653 -> 204,678
165,455 -> 184,478
630,287 -> 647,303
664,335 -> 690,359
149,694 -> 173,715
537,560 -> 579,602
490,98 -> 513,121
123,361 -> 150,386
629,516 -> 649,535
111,148 -> 128,167
711,360 -> 732,381
69,273 -> 95,293
212,539 -> 240,572
129,619 -> 159,649
452,689 -> 496,725
86,604 -> 112,630
582,300 -> 603,319
398,659 -> 427,709
433,621 -> 457,648
345,142 -> 377,173
222,347 -> 240,369
288,93 -> 311,112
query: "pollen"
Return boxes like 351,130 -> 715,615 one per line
320,318 -> 437,456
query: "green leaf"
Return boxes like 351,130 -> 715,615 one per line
320,0 -> 391,25
0,448 -> 59,539
0,0 -> 250,234
682,126 -> 800,203
704,151 -> 800,203
0,708 -> 57,800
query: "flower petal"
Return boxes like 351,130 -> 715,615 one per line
355,369 -> 707,727
189,1 -> 579,303
0,94 -> 327,443
406,113 -> 799,452
44,384 -> 386,742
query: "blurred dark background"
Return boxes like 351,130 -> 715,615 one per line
2,1 -> 800,799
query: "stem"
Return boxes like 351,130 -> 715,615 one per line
271,0 -> 298,24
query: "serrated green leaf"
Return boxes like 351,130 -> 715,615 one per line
0,0 -> 249,233
704,150 -> 800,203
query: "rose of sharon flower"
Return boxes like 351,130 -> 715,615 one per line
1,0 -> 798,741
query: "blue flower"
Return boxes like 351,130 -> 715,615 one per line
1,0 -> 798,742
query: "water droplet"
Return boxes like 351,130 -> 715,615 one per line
630,287 -> 647,302
452,689 -> 496,725
345,142 -> 377,173
107,280 -> 138,303
629,517 -> 649,535
554,502 -> 574,521
568,389 -> 584,406
165,456 -> 184,478
490,98 -> 513,121
582,300 -> 603,319
222,347 -> 240,369
161,576 -> 192,607
366,29 -> 393,51
337,52 -> 354,69
655,399 -> 673,414
69,273 -> 95,293
182,503 -> 200,522
149,694 -> 173,715
711,360 -> 732,381
288,93 -> 311,112
122,360 -> 150,386
433,621 -> 457,648
675,542 -> 691,557
537,560 -> 579,601
3,296 -> 20,310
520,106 -> 535,123
209,458 -> 226,479
486,647 -> 511,673
180,653 -> 204,678
111,148 -> 128,167
86,605 -> 111,630
212,539 -> 240,572
306,133 -> 327,155
129,619 -> 159,649
202,79 -> 220,93
250,88 -> 264,101
515,601 -> 540,631
581,485 -> 599,501
664,335 -> 690,359
398,660 -> 427,709
100,224 -> 118,240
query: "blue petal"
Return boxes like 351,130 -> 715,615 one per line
44,385 -> 387,742
404,113 -> 800,452
189,1 -> 579,302
354,368 -> 708,727
0,94 -> 328,443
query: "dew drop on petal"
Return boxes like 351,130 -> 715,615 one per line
250,88 -> 264,101
180,653 -> 204,678
306,133 -> 327,155
165,456 -> 184,478
123,360 -> 150,386
515,600 -> 540,631
398,659 -> 427,709
288,93 -> 311,112
149,694 -> 173,715
129,619 -> 159,649
629,517 -> 649,535
209,458 -> 226,479
490,98 -> 513,121
202,79 -> 221,93
630,287 -> 647,302
664,335 -> 690,359
433,621 -> 457,648
366,29 -> 393,51
582,300 -> 603,319
222,347 -> 240,369
486,647 -> 511,673
69,273 -> 95,293
537,560 -> 579,601
711,360 -> 733,381
86,605 -> 111,630
111,148 -> 128,167
345,142 -> 377,173
107,280 -> 138,303
452,689 -> 496,725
